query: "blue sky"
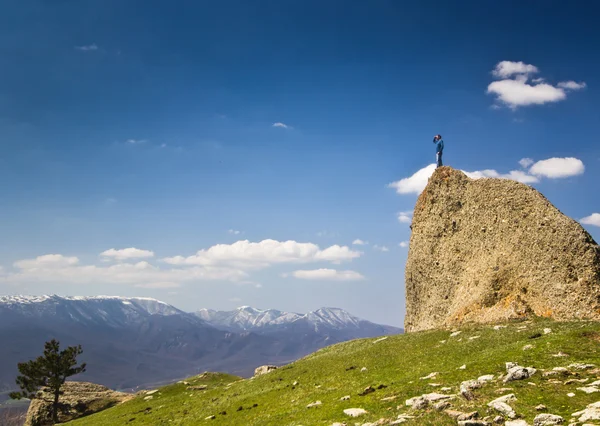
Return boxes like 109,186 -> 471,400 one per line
1,0 -> 599,326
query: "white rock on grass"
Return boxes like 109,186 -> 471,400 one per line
567,392 -> 575,397
143,395 -> 153,401
504,363 -> 537,382
459,364 -> 467,370
457,421 -> 490,426
420,372 -> 438,380
493,325 -> 507,330
523,344 -> 534,350
573,401 -> 600,422
343,408 -> 367,417
373,336 -> 388,343
146,389 -> 159,395
450,331 -> 462,337
306,401 -> 322,408
543,328 -> 552,334
340,395 -> 351,401
533,413 -> 564,425
568,363 -> 595,370
578,386 -> 600,394
505,421 -> 529,426
360,367 -> 368,372
488,394 -> 517,419
478,375 -> 494,382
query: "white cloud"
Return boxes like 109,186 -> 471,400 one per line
398,241 -> 409,248
580,213 -> 600,227
135,282 -> 181,289
272,122 -> 290,129
519,158 -> 534,168
388,164 -> 437,194
162,239 -> 361,269
352,239 -> 368,246
397,211 -> 413,223
126,139 -> 146,145
487,78 -> 566,108
100,248 -> 155,261
4,258 -> 246,287
390,156 -> 584,196
557,81 -> 587,90
228,229 -> 241,235
286,269 -> 365,281
462,169 -> 539,184
75,44 -> 98,52
14,254 -> 79,269
529,157 -> 584,178
492,61 -> 539,79
487,61 -> 585,108
373,245 -> 390,252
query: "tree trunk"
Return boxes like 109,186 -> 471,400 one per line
52,389 -> 59,424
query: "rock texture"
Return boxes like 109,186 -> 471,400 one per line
405,167 -> 600,332
25,381 -> 132,426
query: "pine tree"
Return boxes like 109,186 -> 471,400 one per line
10,339 -> 86,424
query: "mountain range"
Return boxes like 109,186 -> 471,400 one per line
0,295 -> 401,398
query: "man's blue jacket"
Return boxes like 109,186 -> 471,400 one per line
436,139 -> 444,154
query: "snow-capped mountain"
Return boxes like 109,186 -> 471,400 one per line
195,306 -> 401,335
0,295 -> 400,394
0,295 -> 186,328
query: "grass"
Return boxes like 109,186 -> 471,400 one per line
67,318 -> 600,426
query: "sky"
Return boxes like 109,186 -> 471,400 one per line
1,0 -> 600,327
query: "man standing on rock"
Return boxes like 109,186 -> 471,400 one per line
433,134 -> 444,168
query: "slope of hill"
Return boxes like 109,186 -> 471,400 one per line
67,318 -> 600,426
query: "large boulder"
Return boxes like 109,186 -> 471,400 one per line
25,381 -> 132,426
405,166 -> 600,332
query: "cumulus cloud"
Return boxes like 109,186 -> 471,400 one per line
492,61 -> 539,79
4,258 -> 246,287
390,157 -> 584,196
580,213 -> 600,227
398,241 -> 409,248
388,164 -> 437,194
352,239 -> 368,246
487,61 -> 585,108
14,254 -> 79,269
557,81 -> 587,90
373,245 -> 390,252
529,157 -> 585,178
162,239 -> 361,269
286,269 -> 365,281
397,211 -> 413,223
272,122 -> 290,129
100,248 -> 155,261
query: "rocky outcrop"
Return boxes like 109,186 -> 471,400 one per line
25,381 -> 132,426
405,166 -> 600,332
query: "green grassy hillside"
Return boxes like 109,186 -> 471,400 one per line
68,318 -> 600,425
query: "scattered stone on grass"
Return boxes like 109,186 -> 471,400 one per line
459,364 -> 467,370
504,363 -> 537,382
523,344 -> 534,350
340,395 -> 351,401
433,400 -> 451,411
568,363 -> 596,370
478,375 -> 495,382
254,365 -> 278,376
572,400 -> 600,422
457,421 -> 490,426
143,396 -> 153,401
361,367 -> 368,372
450,331 -> 462,337
146,389 -> 159,395
577,386 -> 600,394
536,404 -> 548,411
552,352 -> 569,357
420,372 -> 439,380
487,394 -> 517,419
343,408 -> 367,417
373,337 -> 388,344
187,385 -> 208,391
205,415 -> 215,420
567,392 -> 575,397
544,328 -> 552,334
306,401 -> 322,408
505,421 -> 529,426
359,386 -> 376,396
533,413 -> 564,425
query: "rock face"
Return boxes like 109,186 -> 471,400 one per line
25,381 -> 132,426
405,167 -> 600,332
